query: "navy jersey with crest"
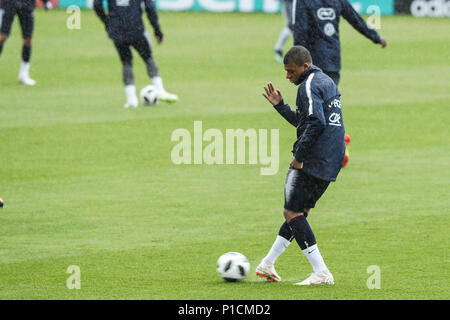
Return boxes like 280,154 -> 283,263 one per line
293,0 -> 381,72
274,65 -> 345,182
94,0 -> 161,43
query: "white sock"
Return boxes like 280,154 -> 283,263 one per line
19,61 -> 30,77
274,27 -> 293,52
264,235 -> 291,266
151,76 -> 164,93
125,84 -> 137,103
302,244 -> 328,275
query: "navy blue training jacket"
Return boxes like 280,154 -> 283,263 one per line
93,0 -> 162,43
293,0 -> 381,72
274,65 -> 345,182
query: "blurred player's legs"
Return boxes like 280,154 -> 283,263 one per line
1,3 -> 34,85
1,1 -> 52,85
137,33 -> 178,103
0,2 -> 13,57
18,38 -> 35,85
17,7 -> 36,85
0,3 -> 36,85
114,34 -> 178,107
114,42 -> 139,108
274,0 -> 293,63
123,63 -> 139,109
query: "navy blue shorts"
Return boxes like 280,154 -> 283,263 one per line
113,34 -> 153,63
284,167 -> 330,213
0,3 -> 34,38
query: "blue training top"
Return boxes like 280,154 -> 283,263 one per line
274,65 -> 345,182
93,0 -> 162,43
293,0 -> 381,72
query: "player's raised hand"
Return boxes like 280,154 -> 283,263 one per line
380,38 -> 387,48
262,82 -> 283,106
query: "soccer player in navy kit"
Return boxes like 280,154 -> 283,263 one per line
258,46 -> 345,285
0,0 -> 52,85
292,0 -> 387,85
94,0 -> 178,108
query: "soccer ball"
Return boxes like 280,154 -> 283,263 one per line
140,85 -> 159,105
216,252 -> 250,282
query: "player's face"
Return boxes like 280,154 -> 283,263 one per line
284,62 -> 308,85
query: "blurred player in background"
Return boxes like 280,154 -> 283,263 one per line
274,0 -> 293,63
293,0 -> 387,86
94,0 -> 178,108
293,0 -> 385,168
0,0 -> 52,85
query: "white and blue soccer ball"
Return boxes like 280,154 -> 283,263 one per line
217,252 -> 250,282
140,85 -> 159,105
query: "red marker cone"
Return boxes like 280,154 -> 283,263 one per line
342,134 -> 351,168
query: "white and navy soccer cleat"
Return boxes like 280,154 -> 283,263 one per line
294,270 -> 334,286
256,260 -> 281,282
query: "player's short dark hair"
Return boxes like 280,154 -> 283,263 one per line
283,46 -> 313,66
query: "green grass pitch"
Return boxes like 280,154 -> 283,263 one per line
0,10 -> 449,300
